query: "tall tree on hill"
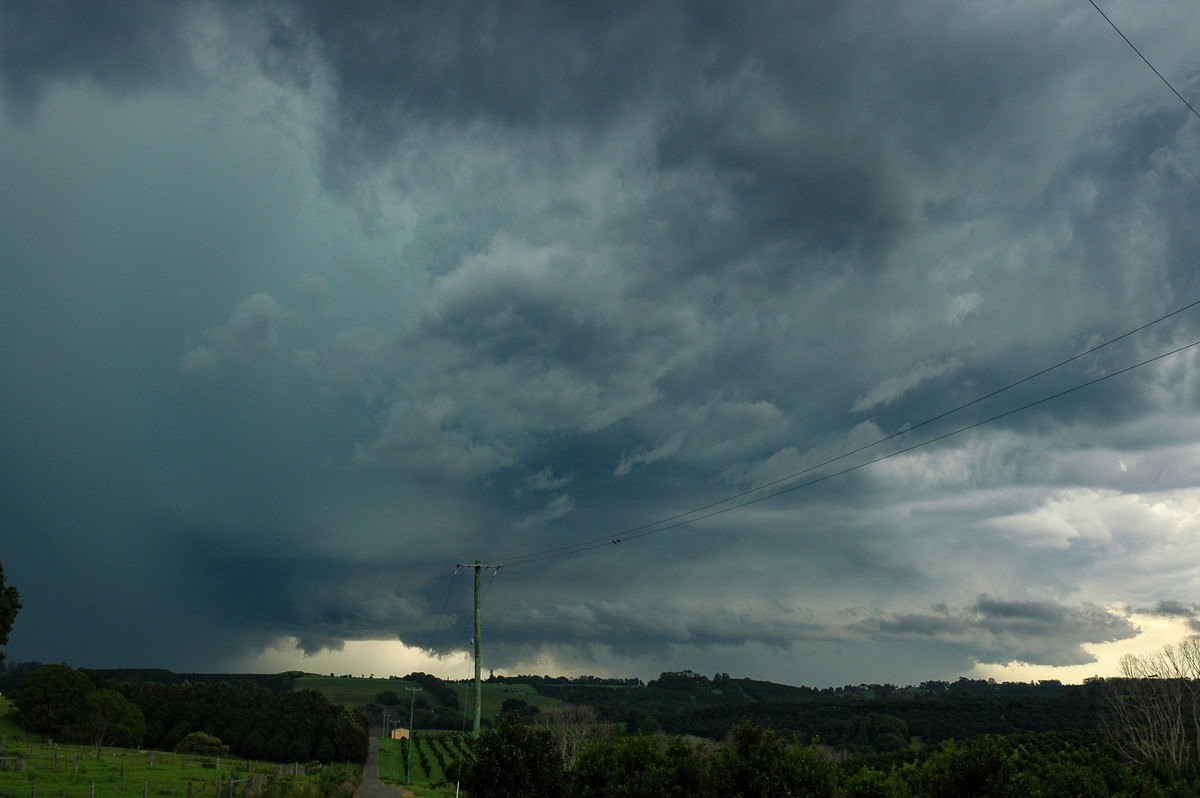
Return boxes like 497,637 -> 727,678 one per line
79,688 -> 145,753
1102,639 -> 1200,771
0,561 -> 20,663
14,664 -> 96,739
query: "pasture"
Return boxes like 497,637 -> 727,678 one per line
0,699 -> 355,798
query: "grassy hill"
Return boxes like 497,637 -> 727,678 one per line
0,698 -> 358,798
292,675 -> 566,719
292,675 -> 430,708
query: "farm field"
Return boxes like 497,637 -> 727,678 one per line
291,675 -> 431,708
447,682 -> 564,716
292,675 -> 565,717
377,733 -> 468,798
0,699 -> 357,798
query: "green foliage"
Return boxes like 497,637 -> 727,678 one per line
713,719 -> 837,798
568,733 -> 716,798
332,706 -> 369,763
500,697 -> 538,717
14,667 -> 367,764
77,688 -> 145,749
375,690 -> 402,706
842,767 -> 912,798
13,664 -> 97,739
0,699 -> 353,798
176,731 -> 230,756
462,714 -> 564,798
0,562 -> 20,664
916,736 -> 1017,798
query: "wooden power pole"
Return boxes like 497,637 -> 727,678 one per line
457,560 -> 502,734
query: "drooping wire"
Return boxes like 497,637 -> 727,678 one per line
493,296 -> 1200,566
420,566 -> 461,659
1087,0 -> 1200,122
480,566 -> 503,601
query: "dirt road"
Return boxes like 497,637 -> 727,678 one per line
354,738 -> 414,798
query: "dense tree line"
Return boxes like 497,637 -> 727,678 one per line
400,671 -> 459,709
656,691 -> 1103,749
459,714 -> 1200,797
528,669 -> 1106,753
11,665 -> 368,764
12,665 -> 145,752
486,673 -> 642,687
0,663 -> 296,697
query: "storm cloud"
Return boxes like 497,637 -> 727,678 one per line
2,0 -> 1199,687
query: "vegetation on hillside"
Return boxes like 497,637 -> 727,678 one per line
0,697 -> 360,798
453,710 -> 1199,797
8,665 -> 369,764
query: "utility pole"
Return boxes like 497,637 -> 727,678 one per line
457,560 -> 502,734
404,686 -> 422,784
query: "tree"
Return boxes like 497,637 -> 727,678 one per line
537,704 -> 610,768
375,690 -> 402,706
713,720 -> 836,798
332,706 -> 369,763
14,664 -> 96,739
568,734 -> 717,798
916,736 -> 1017,798
176,731 -> 231,756
0,562 -> 20,664
500,697 -> 538,718
1102,639 -> 1200,771
79,689 -> 145,752
463,713 -> 564,798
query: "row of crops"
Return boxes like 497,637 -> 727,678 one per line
379,733 -> 469,790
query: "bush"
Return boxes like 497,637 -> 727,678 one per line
176,731 -> 230,757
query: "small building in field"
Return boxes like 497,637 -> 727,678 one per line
390,728 -> 410,740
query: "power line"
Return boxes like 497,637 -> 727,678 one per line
493,297 -> 1200,566
504,337 -> 1200,566
1088,0 -> 1200,122
421,566 -> 460,657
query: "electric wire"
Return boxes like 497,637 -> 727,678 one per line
421,566 -> 460,658
1088,0 -> 1200,122
502,337 -> 1200,566
492,296 -> 1200,566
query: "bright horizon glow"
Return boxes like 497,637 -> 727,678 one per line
228,615 -> 1195,688
230,638 -> 474,681
970,612 -> 1193,684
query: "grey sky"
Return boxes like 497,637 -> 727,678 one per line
2,0 -> 1198,687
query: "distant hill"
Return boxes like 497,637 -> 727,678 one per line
1,664 -> 1102,752
0,664 -> 300,695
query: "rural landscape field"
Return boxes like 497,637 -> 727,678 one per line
4,1 -> 1200,795
4,658 -> 1200,796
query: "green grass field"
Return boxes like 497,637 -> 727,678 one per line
0,699 -> 357,798
292,675 -> 436,709
293,675 -> 565,718
377,733 -> 468,798
448,682 -> 565,716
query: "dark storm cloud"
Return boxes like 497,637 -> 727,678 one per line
857,597 -> 1137,667
0,0 -> 194,116
2,0 -> 1199,684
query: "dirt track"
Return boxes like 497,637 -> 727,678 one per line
354,738 -> 415,798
